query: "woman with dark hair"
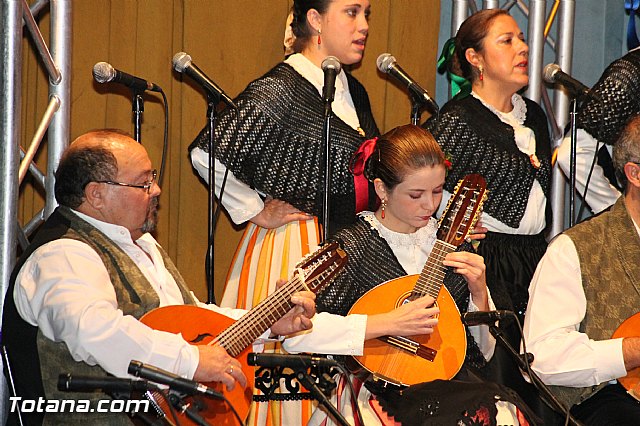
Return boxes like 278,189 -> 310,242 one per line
284,124 -> 535,425
424,9 -> 554,422
189,0 -> 377,307
188,1 -> 378,424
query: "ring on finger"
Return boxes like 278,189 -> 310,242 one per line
228,364 -> 234,375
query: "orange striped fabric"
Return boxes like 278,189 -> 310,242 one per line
221,218 -> 321,426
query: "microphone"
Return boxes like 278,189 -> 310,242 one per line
460,310 -> 512,326
543,64 -> 590,97
92,62 -> 162,93
128,360 -> 223,399
377,53 -> 439,113
321,56 -> 341,107
247,353 -> 338,369
172,52 -> 237,109
57,373 -> 160,394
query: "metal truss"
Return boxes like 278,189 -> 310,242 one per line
1,0 -> 71,420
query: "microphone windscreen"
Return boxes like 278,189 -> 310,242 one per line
542,63 -> 561,84
172,52 -> 192,73
92,62 -> 115,83
376,53 -> 395,73
321,56 -> 341,72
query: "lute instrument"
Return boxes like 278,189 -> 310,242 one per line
612,312 -> 640,400
139,242 -> 347,425
348,174 -> 488,388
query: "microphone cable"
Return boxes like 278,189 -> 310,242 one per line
575,95 -> 607,224
331,361 -> 365,426
508,312 -> 581,426
158,89 -> 169,189
156,388 -> 182,426
159,383 -> 244,426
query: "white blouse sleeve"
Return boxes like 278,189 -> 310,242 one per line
556,129 -> 621,214
523,235 -> 626,386
281,312 -> 368,356
190,147 -> 264,224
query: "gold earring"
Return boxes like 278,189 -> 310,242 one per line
317,29 -> 322,47
381,199 -> 387,219
479,65 -> 484,81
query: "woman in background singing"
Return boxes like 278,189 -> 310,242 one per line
188,1 -> 378,424
424,8 -> 554,422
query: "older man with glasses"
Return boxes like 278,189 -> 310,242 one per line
524,116 -> 640,425
1,129 -> 316,425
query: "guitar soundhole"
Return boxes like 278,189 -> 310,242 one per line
190,333 -> 214,343
399,292 -> 439,318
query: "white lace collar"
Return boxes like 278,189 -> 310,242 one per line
471,91 -> 527,126
360,211 -> 438,249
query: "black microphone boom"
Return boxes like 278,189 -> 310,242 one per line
543,64 -> 590,97
247,353 -> 338,369
128,360 -> 223,399
460,310 -> 512,326
377,53 -> 439,113
172,52 -> 237,110
57,373 -> 159,394
321,56 -> 341,108
93,62 -> 162,93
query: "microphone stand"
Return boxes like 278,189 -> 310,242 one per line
206,93 -> 220,304
568,97 -> 578,227
167,393 -> 211,426
133,91 -> 144,143
295,371 -> 350,426
409,94 -> 438,126
410,94 -> 424,125
321,99 -> 334,242
488,325 -> 584,426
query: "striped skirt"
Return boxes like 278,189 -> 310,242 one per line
220,218 -> 321,426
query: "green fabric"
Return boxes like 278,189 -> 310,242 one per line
437,37 -> 472,100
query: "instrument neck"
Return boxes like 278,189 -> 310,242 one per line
412,239 -> 456,300
216,279 -> 304,357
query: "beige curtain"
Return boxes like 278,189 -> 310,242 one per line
18,0 -> 440,301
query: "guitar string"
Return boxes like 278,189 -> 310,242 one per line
216,250 -> 340,355
227,261 -> 340,354
216,275 -> 305,355
230,278 -> 302,354
379,183 -> 482,381
414,242 -> 454,298
221,279 -> 301,355
382,241 -> 454,378
379,242 -> 441,376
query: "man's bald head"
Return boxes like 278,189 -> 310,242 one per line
55,129 -> 137,208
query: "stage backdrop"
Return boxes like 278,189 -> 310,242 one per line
17,0 -> 440,302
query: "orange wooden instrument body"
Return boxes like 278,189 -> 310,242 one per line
138,242 -> 347,425
346,174 -> 488,389
141,305 -> 253,426
612,312 -> 640,397
348,275 -> 466,386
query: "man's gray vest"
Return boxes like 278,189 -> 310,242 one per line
3,206 -> 195,425
549,197 -> 640,407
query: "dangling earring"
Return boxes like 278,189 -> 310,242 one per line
479,65 -> 484,81
317,29 -> 322,47
381,199 -> 387,219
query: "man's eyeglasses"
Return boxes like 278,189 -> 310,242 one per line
95,169 -> 157,194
